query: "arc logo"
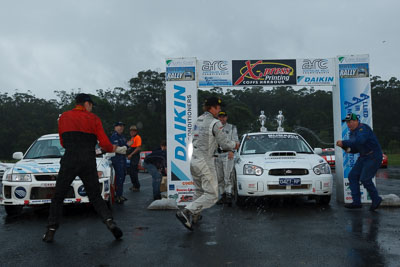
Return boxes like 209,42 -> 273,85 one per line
302,59 -> 328,69
14,187 -> 27,199
202,61 -> 228,71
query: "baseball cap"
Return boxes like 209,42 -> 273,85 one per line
129,125 -> 138,131
342,113 -> 358,122
204,97 -> 224,107
218,111 -> 227,116
75,93 -> 95,105
114,121 -> 125,127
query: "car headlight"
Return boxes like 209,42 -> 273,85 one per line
243,164 -> 263,176
6,173 -> 32,182
97,171 -> 104,179
313,163 -> 331,175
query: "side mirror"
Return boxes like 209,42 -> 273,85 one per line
13,152 -> 24,160
314,148 -> 322,155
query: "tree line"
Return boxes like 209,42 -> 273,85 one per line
0,71 -> 399,160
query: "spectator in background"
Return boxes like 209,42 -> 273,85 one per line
110,122 -> 132,204
144,140 -> 167,200
127,125 -> 142,192
215,111 -> 239,206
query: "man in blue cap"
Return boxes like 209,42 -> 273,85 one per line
336,113 -> 383,211
110,122 -> 131,204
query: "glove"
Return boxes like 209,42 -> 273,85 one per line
115,146 -> 127,155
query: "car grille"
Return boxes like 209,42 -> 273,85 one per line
30,186 -> 75,200
268,152 -> 296,157
4,186 -> 11,198
268,184 -> 310,190
34,174 -> 58,181
268,169 -> 309,176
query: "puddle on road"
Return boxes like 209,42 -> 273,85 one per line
376,167 -> 400,180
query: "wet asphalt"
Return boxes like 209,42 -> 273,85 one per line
1,168 -> 400,267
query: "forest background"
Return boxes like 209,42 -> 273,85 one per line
0,71 -> 399,161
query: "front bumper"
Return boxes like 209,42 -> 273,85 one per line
236,173 -> 333,197
0,178 -> 110,206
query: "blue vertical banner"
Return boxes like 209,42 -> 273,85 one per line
166,58 -> 197,205
337,54 -> 373,203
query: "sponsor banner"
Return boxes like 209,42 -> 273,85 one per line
197,60 -> 232,87
166,58 -> 196,81
338,54 -> 373,203
296,58 -> 335,85
232,59 -> 296,86
166,58 -> 197,205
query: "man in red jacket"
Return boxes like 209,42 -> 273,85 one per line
43,93 -> 125,242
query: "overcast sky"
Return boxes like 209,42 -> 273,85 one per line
1,0 -> 399,99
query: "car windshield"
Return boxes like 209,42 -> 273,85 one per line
240,133 -> 313,155
24,139 -> 65,159
321,150 -> 335,156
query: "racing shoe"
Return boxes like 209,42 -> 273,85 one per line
105,219 -> 123,240
192,213 -> 202,225
344,203 -> 362,209
225,194 -> 233,207
42,228 -> 56,243
370,197 -> 383,211
176,208 -> 193,231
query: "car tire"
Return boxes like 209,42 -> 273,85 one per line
316,195 -> 331,205
5,205 -> 23,216
232,170 -> 246,206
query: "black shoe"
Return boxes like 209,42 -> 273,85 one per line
192,213 -> 202,225
216,193 -> 226,205
120,196 -> 128,201
115,196 -> 122,204
105,219 -> 123,240
130,187 -> 140,192
344,203 -> 362,209
370,197 -> 383,211
225,194 -> 233,207
42,228 -> 56,243
176,209 -> 193,231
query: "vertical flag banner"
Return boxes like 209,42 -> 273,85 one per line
166,58 -> 197,205
336,54 -> 373,203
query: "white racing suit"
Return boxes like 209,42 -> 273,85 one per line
185,112 -> 236,215
215,123 -> 239,195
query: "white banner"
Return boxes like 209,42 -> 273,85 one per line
334,54 -> 374,203
296,58 -> 335,85
166,58 -> 197,205
197,60 -> 232,87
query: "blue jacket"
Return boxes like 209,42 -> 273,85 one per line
109,131 -> 128,162
342,123 -> 382,158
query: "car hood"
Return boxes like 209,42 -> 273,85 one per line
11,158 -> 105,174
238,152 -> 326,170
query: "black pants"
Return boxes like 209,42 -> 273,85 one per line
129,153 -> 140,189
47,150 -> 112,228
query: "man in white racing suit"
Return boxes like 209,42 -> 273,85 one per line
215,111 -> 239,206
176,97 -> 239,231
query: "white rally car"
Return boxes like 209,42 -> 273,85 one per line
234,131 -> 333,205
0,134 -> 115,216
